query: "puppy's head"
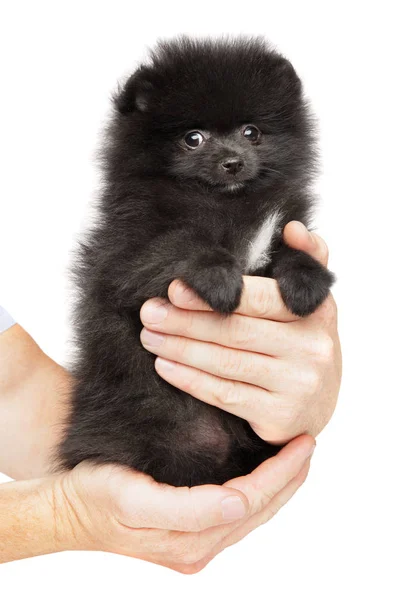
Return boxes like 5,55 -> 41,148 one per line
111,37 -> 316,192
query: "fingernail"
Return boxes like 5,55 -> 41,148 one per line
175,281 -> 196,303
141,328 -> 165,347
141,300 -> 169,324
221,496 -> 246,521
155,357 -> 176,372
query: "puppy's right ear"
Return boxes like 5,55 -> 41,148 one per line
113,68 -> 155,114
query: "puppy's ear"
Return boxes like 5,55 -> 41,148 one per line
274,56 -> 302,93
113,69 -> 155,114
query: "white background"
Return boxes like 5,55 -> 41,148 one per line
1,1 -> 396,598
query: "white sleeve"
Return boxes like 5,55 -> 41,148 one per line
0,306 -> 16,334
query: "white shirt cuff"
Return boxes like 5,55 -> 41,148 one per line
0,306 -> 16,334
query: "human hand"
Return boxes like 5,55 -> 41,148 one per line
45,434 -> 314,572
0,331 -> 314,569
140,222 -> 341,445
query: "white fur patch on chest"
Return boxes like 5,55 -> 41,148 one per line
245,210 -> 283,273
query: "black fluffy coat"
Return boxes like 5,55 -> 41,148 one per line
58,37 -> 334,486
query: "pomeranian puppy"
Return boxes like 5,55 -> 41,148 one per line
58,37 -> 334,486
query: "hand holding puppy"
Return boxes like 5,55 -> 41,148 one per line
140,222 -> 341,445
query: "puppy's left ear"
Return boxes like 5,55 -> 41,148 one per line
113,68 -> 155,114
274,56 -> 303,93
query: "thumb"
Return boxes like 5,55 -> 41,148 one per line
108,468 -> 249,532
283,221 -> 329,267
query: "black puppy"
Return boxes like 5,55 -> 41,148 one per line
58,37 -> 334,486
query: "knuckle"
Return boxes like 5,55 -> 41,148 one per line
229,315 -> 256,347
183,309 -> 197,337
184,369 -> 203,397
257,488 -> 276,512
315,334 -> 335,363
217,348 -> 244,377
300,368 -> 321,395
251,392 -> 300,433
214,379 -> 240,407
174,334 -> 190,358
249,281 -> 274,318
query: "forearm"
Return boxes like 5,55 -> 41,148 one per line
0,325 -> 71,480
0,476 -> 73,563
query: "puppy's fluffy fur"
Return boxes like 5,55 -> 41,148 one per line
58,37 -> 334,486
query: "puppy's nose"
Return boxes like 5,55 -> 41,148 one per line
221,158 -> 244,175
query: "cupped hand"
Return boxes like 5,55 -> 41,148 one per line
140,222 -> 341,445
52,434 -> 314,573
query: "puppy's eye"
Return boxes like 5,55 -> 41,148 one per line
184,131 -> 204,148
243,125 -> 261,142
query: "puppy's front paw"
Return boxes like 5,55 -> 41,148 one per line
183,249 -> 243,314
276,252 -> 335,317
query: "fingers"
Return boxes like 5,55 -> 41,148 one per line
223,434 -> 314,513
115,435 -> 314,531
204,454 -> 312,560
141,299 -> 304,358
108,468 -> 249,532
164,435 -> 315,569
70,439 -> 314,572
141,327 -> 287,391
283,221 -> 329,267
167,222 -> 330,319
168,276 -> 299,322
153,358 -> 303,442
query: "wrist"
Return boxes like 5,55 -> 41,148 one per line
49,469 -> 105,554
0,475 -> 78,563
45,473 -> 91,553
